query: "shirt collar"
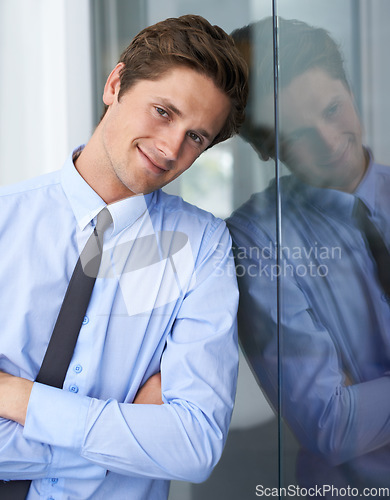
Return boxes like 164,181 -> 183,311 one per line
108,192 -> 155,237
61,146 -> 155,234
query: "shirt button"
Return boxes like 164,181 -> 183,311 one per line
73,364 -> 83,374
69,385 -> 79,393
82,316 -> 89,325
50,478 -> 58,484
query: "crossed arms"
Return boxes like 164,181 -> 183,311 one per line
0,371 -> 162,426
0,222 -> 239,484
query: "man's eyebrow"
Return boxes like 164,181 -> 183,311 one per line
159,98 -> 182,118
197,128 -> 212,140
157,98 -> 213,140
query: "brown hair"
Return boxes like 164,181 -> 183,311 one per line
231,17 -> 349,159
102,14 -> 248,148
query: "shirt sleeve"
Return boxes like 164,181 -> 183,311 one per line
227,216 -> 390,466
23,221 -> 239,482
0,417 -> 106,480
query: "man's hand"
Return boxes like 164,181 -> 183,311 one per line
133,372 -> 163,405
0,372 -> 33,426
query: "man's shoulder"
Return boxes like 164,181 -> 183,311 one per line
0,170 -> 62,201
151,190 -> 231,256
0,170 -> 65,241
156,190 -> 226,231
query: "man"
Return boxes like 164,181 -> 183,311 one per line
0,14 -> 248,499
227,17 -> 390,495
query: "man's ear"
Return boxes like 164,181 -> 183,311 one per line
102,62 -> 125,106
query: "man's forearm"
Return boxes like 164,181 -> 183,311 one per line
0,371 -> 161,482
0,370 -> 162,429
0,372 -> 33,426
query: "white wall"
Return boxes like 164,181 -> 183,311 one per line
0,0 -> 93,185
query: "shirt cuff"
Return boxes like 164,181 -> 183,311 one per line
23,382 -> 91,450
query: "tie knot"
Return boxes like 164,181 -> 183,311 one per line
95,207 -> 113,235
80,208 -> 112,278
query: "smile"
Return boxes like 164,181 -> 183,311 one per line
138,146 -> 169,175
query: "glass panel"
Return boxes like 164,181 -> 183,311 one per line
227,0 -> 390,497
275,0 -> 390,496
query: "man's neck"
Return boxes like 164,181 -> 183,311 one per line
73,135 -> 136,205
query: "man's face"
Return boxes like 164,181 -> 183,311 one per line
258,68 -> 367,193
97,65 -> 230,203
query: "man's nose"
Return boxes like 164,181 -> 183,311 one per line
157,127 -> 185,161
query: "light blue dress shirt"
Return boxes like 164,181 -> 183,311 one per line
0,148 -> 239,499
227,156 -> 390,490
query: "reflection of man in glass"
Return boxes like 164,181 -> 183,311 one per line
227,18 -> 390,494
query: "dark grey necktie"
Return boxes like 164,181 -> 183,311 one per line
0,207 -> 112,499
354,198 -> 390,296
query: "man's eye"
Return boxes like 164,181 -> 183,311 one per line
188,132 -> 202,144
156,107 -> 168,117
325,102 -> 339,118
